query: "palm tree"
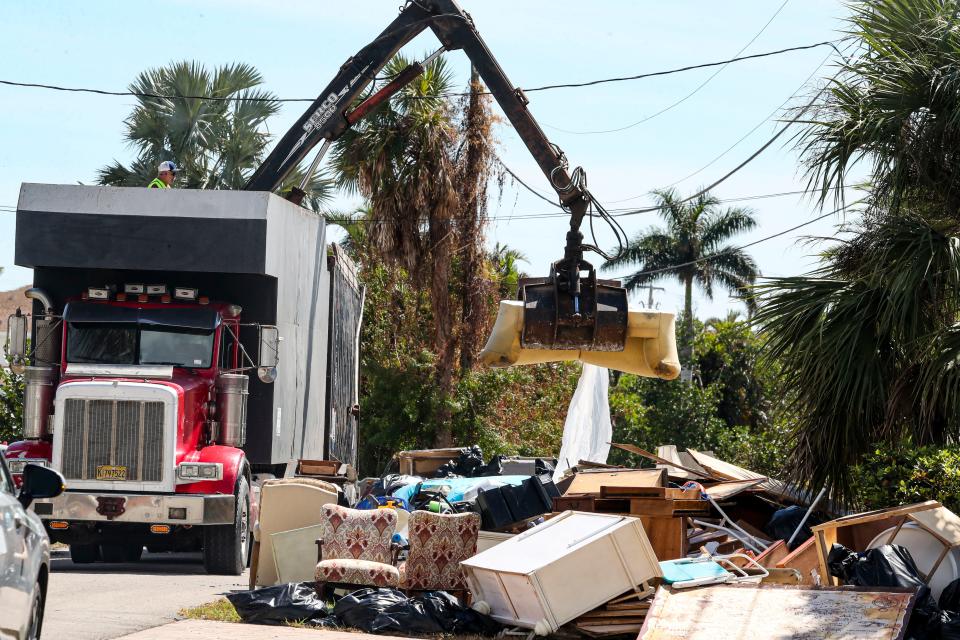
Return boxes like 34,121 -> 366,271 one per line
602,188 -> 759,343
97,61 -> 331,210
490,243 -> 528,299
753,209 -> 960,504
331,54 -> 462,447
796,0 -> 960,216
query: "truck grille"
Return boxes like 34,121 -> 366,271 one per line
61,398 -> 165,482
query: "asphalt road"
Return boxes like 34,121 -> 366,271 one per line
43,549 -> 248,640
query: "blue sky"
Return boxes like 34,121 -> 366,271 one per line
0,0 -> 856,318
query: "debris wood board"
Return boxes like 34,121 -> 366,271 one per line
686,449 -> 808,504
395,447 -> 462,476
600,486 -> 701,500
775,536 -> 821,585
655,444 -> 712,480
637,515 -> 688,560
638,585 -> 916,640
754,539 -> 789,568
704,479 -> 765,500
629,498 -> 710,517
564,468 -> 666,495
611,443 -> 720,481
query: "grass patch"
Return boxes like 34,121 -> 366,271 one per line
178,598 -> 241,623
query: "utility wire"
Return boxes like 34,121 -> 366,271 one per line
0,187 -> 850,221
607,41 -> 852,203
543,0 -> 793,135
0,41 -> 837,104
608,199 -> 861,282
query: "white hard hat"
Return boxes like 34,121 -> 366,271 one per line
158,160 -> 178,173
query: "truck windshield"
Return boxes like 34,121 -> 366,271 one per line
67,323 -> 215,368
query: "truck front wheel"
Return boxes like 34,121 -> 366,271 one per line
203,475 -> 250,575
69,544 -> 100,564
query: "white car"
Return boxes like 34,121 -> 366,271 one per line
0,461 -> 64,640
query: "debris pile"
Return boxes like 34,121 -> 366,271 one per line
233,446 -> 960,639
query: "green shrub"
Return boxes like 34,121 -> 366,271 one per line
853,444 -> 960,513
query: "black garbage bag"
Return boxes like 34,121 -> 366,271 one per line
433,446 -> 503,479
942,579 -> 960,613
333,587 -> 501,635
226,582 -> 334,626
370,474 -> 422,497
828,543 -> 941,639
765,505 -> 826,550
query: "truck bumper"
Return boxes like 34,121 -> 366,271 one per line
31,491 -> 235,525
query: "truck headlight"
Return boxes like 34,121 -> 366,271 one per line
7,458 -> 49,475
176,462 -> 222,482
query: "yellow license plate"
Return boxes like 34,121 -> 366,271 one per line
96,465 -> 128,481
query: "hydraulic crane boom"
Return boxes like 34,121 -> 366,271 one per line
245,0 -> 628,352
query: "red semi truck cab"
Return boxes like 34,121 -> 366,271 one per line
7,291 -> 260,572
4,183 -> 363,574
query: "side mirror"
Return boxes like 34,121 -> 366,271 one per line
257,325 -> 280,384
6,310 -> 28,374
18,464 -> 65,509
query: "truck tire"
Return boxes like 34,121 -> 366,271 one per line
203,474 -> 250,575
69,543 -> 100,564
101,543 -> 143,563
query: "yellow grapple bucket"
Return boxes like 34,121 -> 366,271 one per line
479,300 -> 681,380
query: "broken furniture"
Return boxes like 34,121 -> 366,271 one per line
461,511 -> 662,635
476,530 -> 515,553
552,470 -> 704,561
476,476 -> 558,530
250,477 -> 338,588
315,504 -> 400,592
399,510 -> 480,593
638,584 -> 917,639
811,500 -> 960,599
659,554 -> 768,588
396,448 -> 464,477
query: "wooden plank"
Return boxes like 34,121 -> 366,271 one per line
565,469 -> 666,495
908,505 -> 960,546
610,443 -> 721,480
810,501 -> 940,532
552,496 -> 597,512
655,444 -> 712,480
629,498 -> 710,517
755,539 -> 789,569
576,623 -> 645,637
638,516 -> 687,560
602,486 -> 702,500
777,536 -> 820,585
687,449 -> 808,504
704,479 -> 765,500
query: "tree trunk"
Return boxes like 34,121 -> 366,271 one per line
457,66 -> 492,372
682,276 -> 694,363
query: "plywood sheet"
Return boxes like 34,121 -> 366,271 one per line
638,585 -> 914,640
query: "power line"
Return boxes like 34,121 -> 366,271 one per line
0,41 -> 837,105
542,1 -> 793,135
607,199 -> 862,282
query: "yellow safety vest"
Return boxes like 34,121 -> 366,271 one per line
147,178 -> 169,189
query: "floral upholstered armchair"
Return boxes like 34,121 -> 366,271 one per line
400,511 -> 480,593
315,504 -> 400,592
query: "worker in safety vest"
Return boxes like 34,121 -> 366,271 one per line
148,161 -> 177,188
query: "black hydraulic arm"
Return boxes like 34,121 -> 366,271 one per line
245,0 -> 589,227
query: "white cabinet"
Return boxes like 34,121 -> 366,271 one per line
462,511 -> 661,634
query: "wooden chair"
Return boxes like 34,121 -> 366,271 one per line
399,511 -> 480,598
315,504 -> 401,596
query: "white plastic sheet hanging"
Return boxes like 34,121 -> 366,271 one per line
553,363 -> 612,482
